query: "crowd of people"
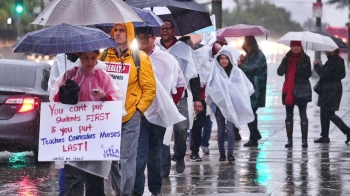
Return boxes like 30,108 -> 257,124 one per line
49,20 -> 350,196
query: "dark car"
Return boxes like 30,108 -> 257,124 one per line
0,59 -> 50,159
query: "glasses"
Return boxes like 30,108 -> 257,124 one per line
136,35 -> 153,41
160,27 -> 173,31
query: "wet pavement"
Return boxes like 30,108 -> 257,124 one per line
1,58 -> 350,196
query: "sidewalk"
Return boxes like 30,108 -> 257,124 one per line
132,62 -> 350,196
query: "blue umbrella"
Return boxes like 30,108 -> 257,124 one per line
13,23 -> 117,55
96,7 -> 163,28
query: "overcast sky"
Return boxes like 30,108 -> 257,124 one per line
211,0 -> 349,27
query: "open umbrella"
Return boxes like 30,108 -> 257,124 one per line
216,24 -> 270,37
126,0 -> 212,35
95,6 -> 164,29
13,23 -> 116,55
277,31 -> 338,51
311,30 -> 348,49
31,0 -> 142,26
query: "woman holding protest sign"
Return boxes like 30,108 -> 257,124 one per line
50,50 -> 123,196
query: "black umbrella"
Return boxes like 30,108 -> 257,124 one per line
125,0 -> 212,35
311,30 -> 348,49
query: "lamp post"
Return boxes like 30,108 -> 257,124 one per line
6,18 -> 12,45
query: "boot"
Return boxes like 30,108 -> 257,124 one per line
345,127 -> 350,144
285,120 -> 293,148
234,127 -> 241,141
301,120 -> 308,148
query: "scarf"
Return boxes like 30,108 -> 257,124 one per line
283,52 -> 301,106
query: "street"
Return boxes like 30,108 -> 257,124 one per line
1,54 -> 350,196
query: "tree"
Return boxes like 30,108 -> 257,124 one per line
327,0 -> 350,8
222,0 -> 303,39
302,18 -> 330,31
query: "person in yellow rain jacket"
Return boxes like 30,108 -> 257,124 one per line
98,22 -> 156,196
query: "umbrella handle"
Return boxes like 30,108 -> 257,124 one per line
65,54 -> 67,81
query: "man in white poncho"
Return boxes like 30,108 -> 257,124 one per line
156,20 -> 203,175
206,45 -> 255,161
133,27 -> 186,196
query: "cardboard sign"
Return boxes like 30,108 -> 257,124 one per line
104,62 -> 131,104
38,101 -> 122,162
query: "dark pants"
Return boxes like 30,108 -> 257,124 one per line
248,108 -> 260,141
134,117 -> 166,195
190,100 -> 207,155
285,104 -> 308,121
59,168 -> 65,196
64,164 -> 105,196
162,97 -> 189,174
201,115 -> 213,147
320,108 -> 349,138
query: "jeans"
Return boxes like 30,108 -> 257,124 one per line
59,168 -> 65,196
134,117 -> 166,195
110,111 -> 141,196
64,164 -> 105,196
215,107 -> 235,155
320,108 -> 350,138
201,115 -> 213,147
162,97 -> 189,165
190,100 -> 207,155
248,108 -> 260,141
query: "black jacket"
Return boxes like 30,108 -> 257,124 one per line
277,51 -> 312,106
314,55 -> 345,111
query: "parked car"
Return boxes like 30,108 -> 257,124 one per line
0,59 -> 50,160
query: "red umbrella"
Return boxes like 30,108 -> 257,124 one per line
217,24 -> 270,37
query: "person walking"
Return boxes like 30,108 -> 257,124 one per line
277,41 -> 312,148
206,45 -> 255,161
238,36 -> 267,147
51,50 -> 123,196
157,20 -> 203,176
313,49 -> 350,143
98,22 -> 156,196
133,27 -> 186,196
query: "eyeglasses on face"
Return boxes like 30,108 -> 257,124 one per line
136,35 -> 153,41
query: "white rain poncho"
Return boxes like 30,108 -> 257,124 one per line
50,60 -> 123,178
194,45 -> 212,87
156,40 -> 198,86
144,46 -> 186,127
206,45 -> 255,129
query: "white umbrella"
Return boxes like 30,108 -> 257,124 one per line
277,31 -> 338,51
31,0 -> 143,26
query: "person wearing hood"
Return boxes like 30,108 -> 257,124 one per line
98,22 -> 156,196
313,49 -> 350,143
238,36 -> 267,147
277,41 -> 312,148
133,26 -> 186,196
51,50 -> 123,196
206,45 -> 255,161
157,20 -> 203,176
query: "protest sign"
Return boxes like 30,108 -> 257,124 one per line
104,62 -> 131,105
38,101 -> 122,162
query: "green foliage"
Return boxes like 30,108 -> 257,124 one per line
0,0 -> 47,36
222,0 -> 303,39
327,0 -> 350,9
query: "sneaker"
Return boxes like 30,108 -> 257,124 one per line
201,146 -> 210,155
227,154 -> 235,162
219,154 -> 226,161
314,137 -> 330,143
243,140 -> 258,147
190,154 -> 202,162
176,159 -> 185,173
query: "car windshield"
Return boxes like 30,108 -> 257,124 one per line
0,65 -> 36,89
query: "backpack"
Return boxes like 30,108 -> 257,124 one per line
101,48 -> 140,74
